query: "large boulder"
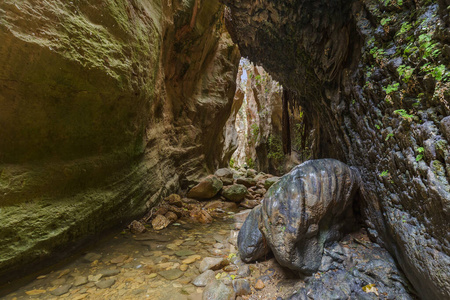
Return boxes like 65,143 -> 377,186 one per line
222,184 -> 248,202
238,159 -> 359,275
187,176 -> 223,200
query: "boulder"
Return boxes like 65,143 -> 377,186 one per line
187,176 -> 223,200
236,178 -> 257,188
151,215 -> 170,231
237,205 -> 270,263
263,177 -> 280,189
215,168 -> 234,178
222,184 -> 248,202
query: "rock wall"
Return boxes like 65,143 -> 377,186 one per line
223,0 -> 449,299
0,0 -> 239,282
226,59 -> 304,175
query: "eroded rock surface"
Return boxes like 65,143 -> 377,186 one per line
223,0 -> 450,298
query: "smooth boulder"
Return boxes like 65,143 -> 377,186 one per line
222,184 -> 247,202
187,176 -> 223,199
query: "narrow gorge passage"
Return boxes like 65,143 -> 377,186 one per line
0,0 -> 449,299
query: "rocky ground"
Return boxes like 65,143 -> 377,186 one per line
2,168 -> 416,300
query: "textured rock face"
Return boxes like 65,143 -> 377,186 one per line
0,0 -> 239,281
223,0 -> 450,298
237,159 -> 359,274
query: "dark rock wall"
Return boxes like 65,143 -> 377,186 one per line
222,0 -> 449,299
0,0 -> 239,282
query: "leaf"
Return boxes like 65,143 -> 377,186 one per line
362,284 -> 379,296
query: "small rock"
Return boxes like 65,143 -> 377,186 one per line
255,279 -> 265,290
50,284 -> 72,296
236,178 -> 257,188
83,253 -> 102,262
237,265 -> 251,277
222,184 -> 248,202
88,274 -> 102,282
110,255 -> 129,264
95,278 -> 116,289
214,243 -> 225,249
129,220 -> 146,234
264,177 -> 280,189
165,194 -> 183,207
203,280 -> 236,300
57,269 -> 71,278
73,276 -> 88,287
158,269 -> 183,280
175,249 -> 196,257
232,279 -> 251,296
190,209 -> 213,224
199,257 -> 227,273
180,264 -> 189,271
192,270 -> 216,287
223,264 -> 238,272
215,168 -> 234,178
100,269 -> 120,277
165,211 -> 178,223
51,278 -> 66,286
25,289 -> 46,296
240,199 -> 259,209
152,214 -> 171,230
187,175 -> 223,199
182,255 -> 202,264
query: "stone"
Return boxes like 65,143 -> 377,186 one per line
254,279 -> 265,290
88,274 -> 102,282
222,184 -> 248,202
203,280 -> 236,300
95,278 -> 116,289
100,269 -> 120,277
263,177 -> 280,189
246,169 -> 257,178
129,220 -> 146,234
232,279 -> 251,296
192,270 -> 216,287
83,253 -> 102,263
199,257 -> 227,273
237,205 -> 270,263
215,168 -> 234,178
25,289 -> 47,296
50,284 -> 72,296
158,269 -> 183,280
110,255 -> 129,264
221,177 -> 235,186
237,265 -> 251,277
239,199 -> 259,209
187,176 -> 223,199
165,194 -> 183,207
175,249 -> 196,257
165,211 -> 178,223
190,209 -> 213,224
236,178 -> 257,188
73,276 -> 88,287
180,264 -> 188,271
152,215 -> 171,230
182,255 -> 202,265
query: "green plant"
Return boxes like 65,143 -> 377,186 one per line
379,170 -> 389,177
250,124 -> 260,143
267,135 -> 285,161
246,157 -> 255,169
375,124 -> 381,130
383,82 -> 400,94
381,17 -> 392,26
397,65 -> 414,83
229,158 -> 235,169
394,109 -> 414,120
416,147 -> 425,161
385,133 -> 394,141
396,22 -> 411,36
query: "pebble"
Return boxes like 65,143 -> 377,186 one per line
180,264 -> 189,271
193,270 -> 216,287
175,249 -> 196,257
50,284 -> 72,296
199,257 -> 226,273
237,265 -> 251,277
182,255 -> 202,264
255,279 -> 265,290
73,276 -> 88,287
100,269 -> 120,277
95,278 -> 116,289
158,269 -> 183,280
83,253 -> 102,262
110,255 -> 129,264
232,279 -> 251,296
25,289 -> 46,296
51,278 -> 66,286
203,280 -> 236,300
88,274 -> 102,282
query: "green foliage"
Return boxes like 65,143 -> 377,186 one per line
397,65 -> 414,83
385,133 -> 394,141
381,17 -> 392,26
396,22 -> 412,36
229,158 -> 235,169
383,82 -> 400,94
246,157 -> 255,169
416,147 -> 424,161
394,109 -> 414,120
379,170 -> 389,177
370,47 -> 385,60
375,124 -> 381,130
267,135 -> 284,161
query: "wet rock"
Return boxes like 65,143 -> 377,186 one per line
246,169 -> 257,178
215,168 -> 234,179
193,270 -> 216,287
95,278 -> 116,289
237,265 -> 251,277
180,264 -> 188,271
221,177 -> 235,186
129,220 -> 146,234
259,159 -> 359,274
73,276 -> 88,287
239,199 -> 259,209
50,284 -> 72,296
232,279 -> 251,296
175,249 -> 196,257
158,269 -> 183,280
199,257 -> 227,273
100,269 -> 120,277
203,280 -> 236,300
236,178 -> 257,187
255,279 -> 265,290
83,253 -> 102,263
222,184 -> 248,202
182,255 -> 202,265
187,176 -> 223,199
152,214 -> 171,230
165,211 -> 178,223
110,255 -> 129,264
88,274 -> 102,282
190,209 -> 213,224
263,177 -> 280,189
165,194 -> 183,207
237,205 -> 270,263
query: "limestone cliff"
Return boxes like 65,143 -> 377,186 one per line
223,0 -> 450,299
0,0 -> 239,282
